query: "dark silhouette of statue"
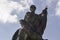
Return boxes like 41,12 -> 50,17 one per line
12,5 -> 48,40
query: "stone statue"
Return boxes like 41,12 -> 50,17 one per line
12,5 -> 48,40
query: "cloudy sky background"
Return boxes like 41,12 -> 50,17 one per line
0,0 -> 60,40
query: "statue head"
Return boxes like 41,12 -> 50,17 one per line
20,20 -> 27,27
30,5 -> 36,12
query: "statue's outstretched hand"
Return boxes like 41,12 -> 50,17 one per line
45,6 -> 48,10
42,6 -> 48,12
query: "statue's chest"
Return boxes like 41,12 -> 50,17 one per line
29,15 -> 36,22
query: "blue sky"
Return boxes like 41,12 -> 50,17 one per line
0,0 -> 60,40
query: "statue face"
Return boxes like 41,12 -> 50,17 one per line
30,8 -> 36,12
30,5 -> 36,12
27,13 -> 30,18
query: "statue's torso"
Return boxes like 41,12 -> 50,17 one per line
25,12 -> 38,26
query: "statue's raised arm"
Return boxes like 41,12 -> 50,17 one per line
40,6 -> 48,16
38,6 -> 48,36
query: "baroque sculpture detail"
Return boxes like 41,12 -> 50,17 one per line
12,5 -> 48,40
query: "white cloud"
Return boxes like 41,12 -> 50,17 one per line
0,0 -> 33,23
55,0 -> 60,17
46,0 -> 53,6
